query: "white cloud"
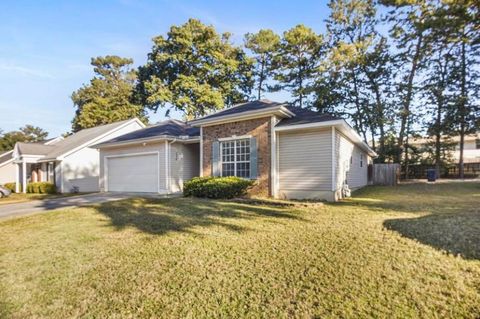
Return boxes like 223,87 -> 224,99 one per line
0,62 -> 54,79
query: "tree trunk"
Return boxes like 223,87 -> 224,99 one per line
459,38 -> 467,179
257,57 -> 266,100
397,34 -> 423,165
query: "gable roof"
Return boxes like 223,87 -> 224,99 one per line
16,142 -> 55,156
41,119 -> 140,160
189,99 -> 295,126
0,150 -> 13,167
93,119 -> 199,148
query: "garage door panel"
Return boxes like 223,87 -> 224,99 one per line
107,154 -> 159,192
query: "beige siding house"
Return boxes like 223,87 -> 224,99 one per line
94,119 -> 200,194
96,100 -> 376,201
7,119 -> 144,193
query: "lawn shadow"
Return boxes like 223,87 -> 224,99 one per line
91,197 -> 303,236
383,211 -> 480,260
336,183 -> 480,260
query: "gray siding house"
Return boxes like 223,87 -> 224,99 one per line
94,100 -> 376,201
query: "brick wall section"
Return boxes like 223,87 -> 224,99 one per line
202,117 -> 271,197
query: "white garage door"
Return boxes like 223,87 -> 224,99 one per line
107,153 -> 158,192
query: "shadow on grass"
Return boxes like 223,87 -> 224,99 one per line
92,197 -> 303,236
339,183 -> 480,260
383,211 -> 480,260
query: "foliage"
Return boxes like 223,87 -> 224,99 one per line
3,183 -> 17,193
244,29 -> 281,99
71,55 -> 147,132
136,19 -> 254,119
273,25 -> 324,107
183,176 -> 255,199
0,184 -> 479,317
26,182 -> 56,194
0,125 -> 49,151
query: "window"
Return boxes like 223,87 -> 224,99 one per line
476,139 -> 480,150
360,154 -> 364,167
221,139 -> 250,178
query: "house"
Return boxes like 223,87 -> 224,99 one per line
94,100 -> 376,201
410,133 -> 480,164
0,137 -> 63,184
10,118 -> 144,193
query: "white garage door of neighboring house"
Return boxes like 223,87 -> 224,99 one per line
106,153 -> 159,192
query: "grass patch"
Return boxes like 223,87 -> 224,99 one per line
0,183 -> 479,317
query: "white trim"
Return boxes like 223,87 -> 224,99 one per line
189,105 -> 295,127
270,116 -> 277,198
57,118 -> 145,160
104,151 -> 161,193
44,136 -> 64,145
199,127 -> 203,177
219,138 -> 251,178
15,162 -> 19,193
331,127 -> 336,192
218,135 -> 252,142
22,160 -> 27,194
93,135 -> 199,149
164,141 -> 169,191
274,120 -> 344,132
59,161 -> 64,193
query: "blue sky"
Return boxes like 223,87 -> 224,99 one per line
0,0 -> 330,137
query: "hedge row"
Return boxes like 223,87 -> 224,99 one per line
183,176 -> 254,199
3,182 -> 18,193
26,182 -> 57,194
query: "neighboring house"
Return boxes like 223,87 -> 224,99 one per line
95,100 -> 376,201
11,118 -> 144,193
410,133 -> 480,164
0,137 -> 63,185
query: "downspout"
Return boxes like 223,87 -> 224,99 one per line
167,139 -> 177,194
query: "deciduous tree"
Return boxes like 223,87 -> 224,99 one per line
137,19 -> 254,119
71,56 -> 146,132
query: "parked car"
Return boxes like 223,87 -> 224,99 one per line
0,185 -> 12,198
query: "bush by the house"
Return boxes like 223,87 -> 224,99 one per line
3,182 -> 18,193
183,176 -> 255,199
26,182 -> 57,194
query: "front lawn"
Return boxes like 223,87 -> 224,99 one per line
0,183 -> 479,318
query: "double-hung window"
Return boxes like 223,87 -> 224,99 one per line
221,139 -> 250,178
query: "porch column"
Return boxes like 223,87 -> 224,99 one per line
22,160 -> 27,194
15,163 -> 20,193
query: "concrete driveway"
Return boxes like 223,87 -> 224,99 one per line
0,192 -> 136,220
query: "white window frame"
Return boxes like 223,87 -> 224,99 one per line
220,138 -> 250,178
360,153 -> 364,167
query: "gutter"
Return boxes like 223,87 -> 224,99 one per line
92,135 -> 200,149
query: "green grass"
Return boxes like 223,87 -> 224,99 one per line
0,192 -> 91,205
0,183 -> 479,318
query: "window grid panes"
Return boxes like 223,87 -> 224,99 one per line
221,139 -> 250,178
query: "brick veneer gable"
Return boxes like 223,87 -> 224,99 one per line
202,117 -> 271,197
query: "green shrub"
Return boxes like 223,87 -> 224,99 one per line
3,182 -> 18,193
183,176 -> 255,199
26,182 -> 56,194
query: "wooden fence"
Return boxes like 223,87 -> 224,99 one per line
405,163 -> 480,179
370,163 -> 400,186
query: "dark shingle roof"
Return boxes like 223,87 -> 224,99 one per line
193,99 -> 287,121
276,106 -> 341,127
98,119 -> 199,145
